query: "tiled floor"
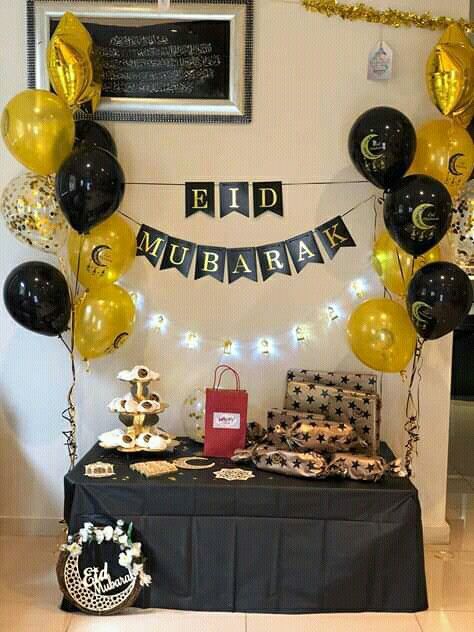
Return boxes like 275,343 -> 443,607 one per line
1,477 -> 473,632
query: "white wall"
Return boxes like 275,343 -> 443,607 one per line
0,0 -> 467,541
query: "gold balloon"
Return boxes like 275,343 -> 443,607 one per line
68,215 -> 136,289
74,285 -> 136,360
47,12 -> 102,112
426,24 -> 474,124
372,230 -> 441,296
408,119 -> 474,199
1,90 -> 75,175
346,299 -> 416,373
1,173 -> 68,254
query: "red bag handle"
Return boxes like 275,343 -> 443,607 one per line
213,364 -> 241,390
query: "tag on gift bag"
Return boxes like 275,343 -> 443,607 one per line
204,365 -> 248,458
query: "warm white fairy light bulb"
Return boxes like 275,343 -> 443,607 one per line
185,332 -> 199,349
223,339 -> 233,355
350,278 -> 367,299
295,325 -> 306,342
150,313 -> 166,331
327,305 -> 339,324
259,338 -> 271,355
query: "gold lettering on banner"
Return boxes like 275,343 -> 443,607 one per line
322,223 -> 348,248
192,189 -> 209,210
169,244 -> 190,266
137,231 -> 165,257
202,251 -> 219,272
297,241 -> 316,262
232,255 -> 251,275
260,188 -> 278,209
264,250 -> 284,270
228,188 -> 240,209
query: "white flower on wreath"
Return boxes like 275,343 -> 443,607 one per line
130,542 -> 142,558
83,522 -> 94,531
114,526 -> 124,538
103,526 -> 114,541
94,529 -> 105,544
118,533 -> 128,546
132,562 -> 144,575
140,572 -> 152,587
79,528 -> 89,543
68,542 -> 82,556
119,549 -> 133,569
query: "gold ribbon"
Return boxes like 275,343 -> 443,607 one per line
301,1 -> 474,33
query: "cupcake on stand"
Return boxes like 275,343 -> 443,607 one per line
99,366 -> 178,453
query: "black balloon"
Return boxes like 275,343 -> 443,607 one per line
4,261 -> 71,337
348,106 -> 416,189
74,120 -> 117,156
56,146 -> 125,234
407,262 -> 473,340
383,175 -> 452,256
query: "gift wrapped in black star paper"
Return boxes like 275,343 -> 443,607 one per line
284,369 -> 378,404
266,408 -> 325,447
286,382 -> 381,455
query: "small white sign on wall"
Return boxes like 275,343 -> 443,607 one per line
368,41 -> 393,80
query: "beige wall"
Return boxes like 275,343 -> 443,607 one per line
0,0 -> 468,540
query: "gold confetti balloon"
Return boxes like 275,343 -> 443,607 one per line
47,12 -> 102,112
426,24 -> 474,124
0,173 -> 68,254
1,90 -> 75,175
451,179 -> 474,272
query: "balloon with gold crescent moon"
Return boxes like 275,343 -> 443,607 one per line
412,203 -> 438,231
411,301 -> 433,325
360,134 -> 385,161
91,244 -> 112,267
449,153 -> 466,177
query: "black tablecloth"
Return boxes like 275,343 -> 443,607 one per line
63,439 -> 428,613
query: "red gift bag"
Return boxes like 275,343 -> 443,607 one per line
204,365 -> 248,458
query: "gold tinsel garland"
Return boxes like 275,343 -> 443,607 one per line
301,1 -> 474,33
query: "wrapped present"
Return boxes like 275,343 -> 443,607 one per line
284,419 -> 367,453
327,453 -> 386,482
286,381 -> 381,455
284,370 -> 378,408
266,409 -> 326,448
233,445 -> 328,479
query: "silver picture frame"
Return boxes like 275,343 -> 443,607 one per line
26,0 -> 253,123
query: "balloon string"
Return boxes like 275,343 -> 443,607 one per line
59,237 -> 84,469
341,194 -> 377,217
404,336 -> 425,476
395,248 -> 406,289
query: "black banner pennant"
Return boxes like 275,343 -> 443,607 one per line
160,236 -> 196,277
286,231 -> 324,272
315,216 -> 356,260
253,182 -> 284,217
257,242 -> 291,281
195,245 -> 227,282
227,247 -> 258,283
185,182 -> 215,217
220,182 -> 250,217
136,224 -> 168,267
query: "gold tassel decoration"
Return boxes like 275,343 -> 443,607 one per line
301,1 -> 473,33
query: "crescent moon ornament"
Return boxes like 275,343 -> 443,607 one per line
411,301 -> 433,326
173,457 -> 215,470
448,153 -> 466,177
412,203 -> 437,231
360,134 -> 385,161
90,244 -> 112,267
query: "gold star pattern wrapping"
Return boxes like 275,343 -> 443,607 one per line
285,381 -> 381,455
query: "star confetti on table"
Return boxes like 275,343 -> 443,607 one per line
213,468 -> 255,481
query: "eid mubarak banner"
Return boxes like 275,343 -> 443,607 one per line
136,215 -> 355,283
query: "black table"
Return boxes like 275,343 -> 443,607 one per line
63,439 -> 428,614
